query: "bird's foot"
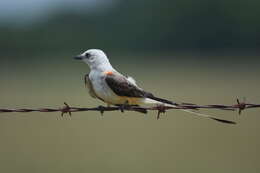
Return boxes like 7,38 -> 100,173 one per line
118,101 -> 130,113
98,105 -> 105,116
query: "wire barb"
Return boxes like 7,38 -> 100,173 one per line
61,102 -> 72,117
234,98 -> 246,115
156,105 -> 166,120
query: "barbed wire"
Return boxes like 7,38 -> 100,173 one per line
0,99 -> 259,124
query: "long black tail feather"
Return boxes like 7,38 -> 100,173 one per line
147,95 -> 177,105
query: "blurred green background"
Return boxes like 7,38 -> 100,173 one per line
0,0 -> 260,172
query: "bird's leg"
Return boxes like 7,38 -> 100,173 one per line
98,105 -> 105,116
119,101 -> 129,113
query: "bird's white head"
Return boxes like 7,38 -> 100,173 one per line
74,49 -> 112,70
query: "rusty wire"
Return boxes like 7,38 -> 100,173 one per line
0,98 -> 259,124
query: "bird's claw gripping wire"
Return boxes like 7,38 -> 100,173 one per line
61,102 -> 72,117
98,105 -> 105,116
118,101 -> 129,113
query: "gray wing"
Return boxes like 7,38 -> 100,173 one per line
105,73 -> 153,98
84,74 -> 97,98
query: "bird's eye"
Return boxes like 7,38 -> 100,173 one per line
85,53 -> 91,58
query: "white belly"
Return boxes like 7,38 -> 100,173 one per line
89,72 -> 120,104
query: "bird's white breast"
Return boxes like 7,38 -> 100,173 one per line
89,70 -> 119,104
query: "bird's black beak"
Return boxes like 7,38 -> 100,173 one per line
74,55 -> 83,60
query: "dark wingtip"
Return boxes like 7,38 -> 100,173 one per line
211,118 -> 236,125
148,96 -> 176,105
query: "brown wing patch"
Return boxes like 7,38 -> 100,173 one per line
105,73 -> 153,98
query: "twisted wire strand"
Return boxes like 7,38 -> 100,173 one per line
0,99 -> 258,123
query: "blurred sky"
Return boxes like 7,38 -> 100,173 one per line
0,0 -> 116,23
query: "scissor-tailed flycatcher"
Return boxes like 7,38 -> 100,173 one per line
74,49 -> 175,106
74,49 -> 235,124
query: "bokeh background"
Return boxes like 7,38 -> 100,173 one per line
0,0 -> 260,172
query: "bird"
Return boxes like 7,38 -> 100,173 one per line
74,49 -> 235,124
